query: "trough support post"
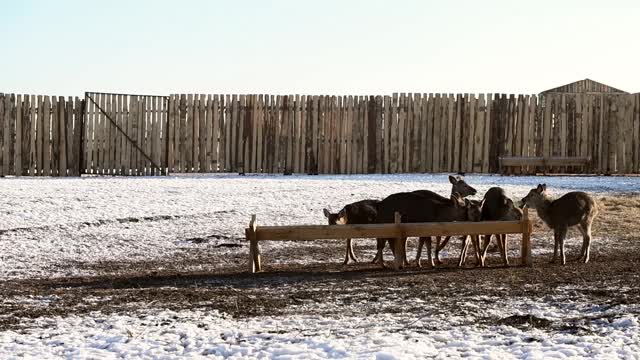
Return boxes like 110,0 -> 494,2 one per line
393,212 -> 404,270
247,214 -> 261,273
521,207 -> 533,266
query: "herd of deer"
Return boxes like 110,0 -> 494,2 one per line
323,176 -> 599,268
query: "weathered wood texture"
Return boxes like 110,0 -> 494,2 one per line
169,93 -> 640,175
0,93 -> 83,176
245,210 -> 534,273
1,92 -> 639,176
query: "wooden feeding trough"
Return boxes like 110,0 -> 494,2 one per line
245,208 -> 534,273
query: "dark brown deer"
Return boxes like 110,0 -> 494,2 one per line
521,184 -> 598,265
474,187 -> 523,267
323,199 -> 380,264
372,175 -> 478,267
374,192 -> 483,269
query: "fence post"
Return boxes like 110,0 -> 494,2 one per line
393,211 -> 405,270
247,214 -> 261,273
521,207 -> 533,266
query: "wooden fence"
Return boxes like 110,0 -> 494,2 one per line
0,93 -> 83,176
169,92 -> 640,175
1,91 -> 638,176
83,92 -> 168,175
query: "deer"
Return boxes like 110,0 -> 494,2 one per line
521,184 -> 598,265
374,192 -> 484,269
472,187 -> 523,267
418,175 -> 479,267
323,199 -> 380,265
371,175 -> 478,267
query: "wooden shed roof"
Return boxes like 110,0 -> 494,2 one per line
540,78 -> 628,94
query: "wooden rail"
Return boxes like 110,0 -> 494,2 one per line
499,156 -> 591,175
245,208 -> 533,273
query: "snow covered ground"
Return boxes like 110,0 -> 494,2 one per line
1,173 -> 639,358
1,295 -> 638,358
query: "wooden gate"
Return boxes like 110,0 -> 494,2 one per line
83,92 -> 169,175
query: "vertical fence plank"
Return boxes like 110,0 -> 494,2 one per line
168,95 -> 176,173
29,95 -> 37,175
624,95 -> 633,173
453,94 -> 462,172
223,94 -> 230,172
482,94 -> 492,173
430,94 -> 440,173
51,97 -> 59,176
203,95 -> 212,172
635,94 -> 640,173
468,94 -> 478,172
212,95 -> 221,172
299,95 -> 306,173
191,94 -> 199,173
403,94 -> 410,173
130,96 -> 139,174
42,95 -> 51,176
65,97 -> 75,176
528,95 -> 536,159
15,95 -> 22,176
543,94 -> 552,158
239,95 -> 247,173
473,94 -> 485,173
409,94 -> 419,172
122,95 -> 131,175
0,95 -> 5,177
396,93 -> 405,173
22,95 -> 32,176
461,94 -> 470,173
58,96 -> 67,176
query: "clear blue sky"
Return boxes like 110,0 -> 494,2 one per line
1,0 -> 639,96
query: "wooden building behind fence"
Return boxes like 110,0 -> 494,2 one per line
0,79 -> 638,177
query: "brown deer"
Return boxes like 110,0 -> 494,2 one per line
372,175 -> 478,267
374,192 -> 483,269
323,199 -> 380,264
475,187 -> 523,267
521,184 -> 598,265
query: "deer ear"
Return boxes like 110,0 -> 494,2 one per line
541,184 -> 547,192
323,208 -> 331,218
449,175 -> 456,184
536,184 -> 544,192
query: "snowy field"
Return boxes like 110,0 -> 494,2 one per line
1,173 -> 639,358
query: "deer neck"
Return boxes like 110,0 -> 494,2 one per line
532,196 -> 554,227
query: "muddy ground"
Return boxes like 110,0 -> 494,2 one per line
2,195 -> 639,332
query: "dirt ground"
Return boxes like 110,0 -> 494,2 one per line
2,195 -> 640,332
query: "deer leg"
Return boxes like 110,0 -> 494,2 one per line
348,238 -> 358,263
458,235 -> 469,267
435,236 -> 451,265
343,239 -> 353,265
551,231 -> 559,264
415,237 -> 426,268
581,223 -> 592,264
472,235 -> 483,267
480,234 -> 493,265
501,234 -> 510,266
372,238 -> 387,266
426,236 -> 435,268
558,227 -> 568,265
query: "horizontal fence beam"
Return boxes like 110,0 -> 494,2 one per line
251,220 -> 524,241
